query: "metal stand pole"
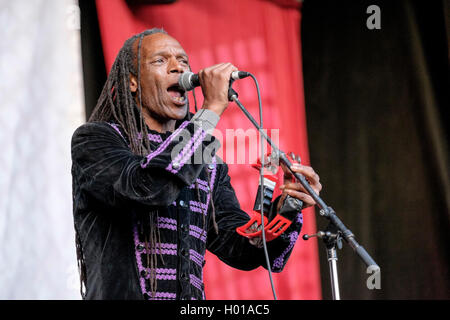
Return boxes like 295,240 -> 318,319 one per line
327,247 -> 340,300
303,223 -> 343,300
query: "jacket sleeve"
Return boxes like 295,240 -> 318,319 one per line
206,162 -> 303,273
71,121 -> 219,208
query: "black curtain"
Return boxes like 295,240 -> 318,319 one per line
79,0 -> 107,120
301,0 -> 450,299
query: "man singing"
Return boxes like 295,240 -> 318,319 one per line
71,28 -> 322,300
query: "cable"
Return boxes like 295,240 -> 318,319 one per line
248,73 -> 278,300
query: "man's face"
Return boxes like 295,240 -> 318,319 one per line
131,33 -> 189,127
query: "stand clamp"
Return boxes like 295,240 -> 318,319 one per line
303,223 -> 343,300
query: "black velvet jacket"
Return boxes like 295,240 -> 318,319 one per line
71,119 -> 303,300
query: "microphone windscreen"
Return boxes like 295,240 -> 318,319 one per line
179,72 -> 198,91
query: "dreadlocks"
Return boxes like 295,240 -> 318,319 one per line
89,28 -> 168,155
77,29 -> 217,299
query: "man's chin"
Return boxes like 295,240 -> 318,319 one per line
170,104 -> 189,120
143,103 -> 188,126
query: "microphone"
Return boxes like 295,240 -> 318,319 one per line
178,71 -> 250,91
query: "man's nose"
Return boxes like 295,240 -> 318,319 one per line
168,58 -> 185,73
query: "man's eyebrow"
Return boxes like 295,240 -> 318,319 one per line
151,51 -> 189,59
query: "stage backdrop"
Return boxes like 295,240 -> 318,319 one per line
95,0 -> 321,300
0,0 -> 85,299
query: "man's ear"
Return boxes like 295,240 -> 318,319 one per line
129,74 -> 138,93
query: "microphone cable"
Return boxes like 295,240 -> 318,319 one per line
247,73 -> 278,300
190,70 -> 279,299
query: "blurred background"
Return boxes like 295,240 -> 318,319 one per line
0,0 -> 448,300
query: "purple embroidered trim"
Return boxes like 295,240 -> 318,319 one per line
272,230 -> 299,271
157,217 -> 177,225
190,274 -> 203,291
143,268 -> 177,281
107,122 -> 128,146
133,224 -> 148,296
297,212 -> 303,225
148,292 -> 177,300
133,224 -> 178,299
135,239 -> 178,255
166,127 -> 207,174
136,132 -> 164,143
189,206 -> 205,215
204,156 -> 217,217
189,179 -> 209,192
148,133 -> 163,143
156,224 -> 177,231
135,242 -> 177,250
158,242 -> 177,249
271,211 -> 303,271
187,157 -> 217,243
189,200 -> 208,216
189,249 -> 204,268
146,268 -> 177,274
138,246 -> 177,255
196,178 -> 209,188
108,123 -> 123,137
189,225 -> 207,243
166,128 -> 201,173
157,217 -> 177,231
189,200 -> 208,210
141,121 -> 189,168
156,274 -> 176,280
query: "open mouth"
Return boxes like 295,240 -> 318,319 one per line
167,83 -> 186,106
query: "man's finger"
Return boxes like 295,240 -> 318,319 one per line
283,189 -> 316,207
291,164 -> 320,183
280,181 -> 322,196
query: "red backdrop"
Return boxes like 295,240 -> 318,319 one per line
95,0 -> 321,300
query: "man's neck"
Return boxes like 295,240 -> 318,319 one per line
143,113 -> 176,134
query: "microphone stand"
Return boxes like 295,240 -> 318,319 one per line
303,223 -> 342,300
228,88 -> 380,300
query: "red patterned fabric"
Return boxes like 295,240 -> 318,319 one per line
96,0 -> 321,300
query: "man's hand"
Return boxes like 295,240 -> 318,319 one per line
198,63 -> 238,116
277,163 -> 322,212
